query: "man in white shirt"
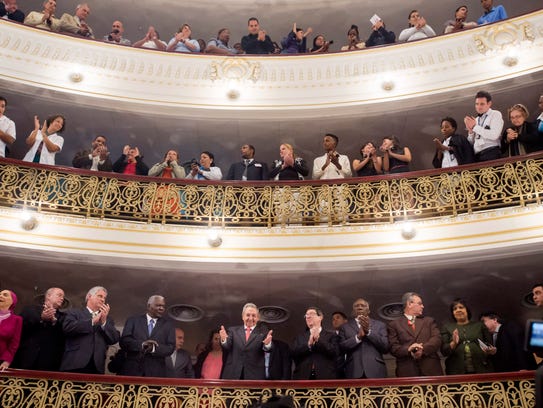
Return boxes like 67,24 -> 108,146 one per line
0,96 -> 15,158
464,90 -> 504,162
312,133 -> 352,179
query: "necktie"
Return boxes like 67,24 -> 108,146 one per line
148,319 -> 155,336
242,159 -> 249,181
33,141 -> 45,163
245,326 -> 251,342
538,120 -> 543,133
408,317 -> 416,331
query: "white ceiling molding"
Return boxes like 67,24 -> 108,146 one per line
0,10 -> 541,120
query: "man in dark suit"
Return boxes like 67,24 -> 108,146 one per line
220,302 -> 273,379
13,287 -> 66,371
120,295 -> 175,377
339,298 -> 389,378
165,328 -> 195,378
0,0 -> 25,23
387,292 -> 443,377
291,307 -> 339,380
265,338 -> 291,380
225,144 -> 269,180
480,311 -> 537,372
60,286 -> 120,374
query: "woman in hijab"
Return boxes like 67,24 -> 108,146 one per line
0,289 -> 22,371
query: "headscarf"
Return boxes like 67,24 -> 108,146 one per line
0,290 -> 17,322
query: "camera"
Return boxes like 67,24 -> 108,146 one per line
525,319 -> 543,352
328,40 -> 334,45
107,29 -> 120,41
191,158 -> 198,164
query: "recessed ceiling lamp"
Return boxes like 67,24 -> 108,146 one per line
20,211 -> 38,231
207,230 -> 223,247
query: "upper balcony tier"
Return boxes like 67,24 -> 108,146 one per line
1,10 -> 542,120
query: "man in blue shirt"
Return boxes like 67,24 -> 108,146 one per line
477,0 -> 507,25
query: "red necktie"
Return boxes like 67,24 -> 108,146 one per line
245,327 -> 251,342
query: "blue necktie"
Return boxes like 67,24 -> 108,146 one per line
148,319 -> 155,336
538,120 -> 543,133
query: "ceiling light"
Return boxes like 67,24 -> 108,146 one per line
20,211 -> 38,231
207,230 -> 222,247
400,222 -> 416,240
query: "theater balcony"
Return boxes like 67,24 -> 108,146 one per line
0,7 -> 542,400
0,369 -> 536,407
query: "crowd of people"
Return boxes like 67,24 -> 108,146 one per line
0,285 -> 541,380
1,0 -> 510,54
1,92 -> 543,181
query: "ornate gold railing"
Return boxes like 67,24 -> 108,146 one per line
0,369 -> 536,408
1,155 -> 543,227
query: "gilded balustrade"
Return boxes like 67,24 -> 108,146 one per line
0,370 -> 536,408
1,155 -> 543,227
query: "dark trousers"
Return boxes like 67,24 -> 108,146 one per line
475,146 -> 501,162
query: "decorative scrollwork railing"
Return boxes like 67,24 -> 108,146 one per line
0,370 -> 536,408
1,155 -> 543,227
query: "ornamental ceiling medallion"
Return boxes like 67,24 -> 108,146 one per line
208,58 -> 261,83
473,21 -> 535,55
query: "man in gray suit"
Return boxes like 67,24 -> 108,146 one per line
120,295 -> 176,377
165,328 -> 195,378
339,298 -> 389,378
60,286 -> 120,374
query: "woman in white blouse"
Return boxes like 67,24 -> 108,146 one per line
23,114 -> 65,165
186,151 -> 222,180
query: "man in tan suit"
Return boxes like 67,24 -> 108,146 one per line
24,0 -> 60,32
60,3 -> 94,38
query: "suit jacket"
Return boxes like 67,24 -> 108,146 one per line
60,308 -> 120,373
339,318 -> 389,378
492,320 -> 537,372
225,160 -> 269,180
432,133 -> 476,168
165,348 -> 195,378
291,328 -> 339,380
221,323 -> 271,380
266,338 -> 291,380
120,314 -> 176,377
59,13 -> 94,38
12,305 -> 65,370
72,149 -> 112,171
388,315 -> 443,377
0,3 -> 25,22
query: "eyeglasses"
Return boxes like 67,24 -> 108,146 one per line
304,313 -> 318,318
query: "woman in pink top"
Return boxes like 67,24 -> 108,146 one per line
0,289 -> 22,371
194,329 -> 225,379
